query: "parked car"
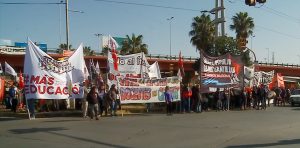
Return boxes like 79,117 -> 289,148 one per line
290,89 -> 300,107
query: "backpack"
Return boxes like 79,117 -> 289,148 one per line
9,87 -> 16,99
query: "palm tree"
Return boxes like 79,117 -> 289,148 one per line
230,12 -> 254,66
230,12 -> 254,39
120,34 -> 148,55
189,14 -> 215,56
83,46 -> 95,56
57,44 -> 73,53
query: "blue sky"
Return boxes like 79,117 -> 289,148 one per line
1,0 -> 300,64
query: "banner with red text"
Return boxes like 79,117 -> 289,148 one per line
24,39 -> 85,99
200,52 -> 244,93
108,74 -> 181,104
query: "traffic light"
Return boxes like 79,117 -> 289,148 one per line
238,38 -> 248,50
257,0 -> 266,3
245,0 -> 256,6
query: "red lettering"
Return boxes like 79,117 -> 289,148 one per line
62,87 -> 69,95
72,87 -> 79,94
38,85 -> 46,94
30,75 -> 40,84
24,85 -> 30,94
30,85 -> 37,93
39,76 -> 47,84
47,86 -> 54,94
55,87 -> 62,95
48,77 -> 54,85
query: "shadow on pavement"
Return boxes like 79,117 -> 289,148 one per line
48,131 -> 132,148
43,119 -> 84,123
9,127 -> 131,148
9,127 -> 68,134
291,107 -> 300,111
226,139 -> 300,148
0,117 -> 24,122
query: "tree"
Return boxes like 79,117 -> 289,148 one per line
83,46 -> 95,56
120,34 -> 148,55
214,36 -> 240,56
57,43 -> 73,53
230,12 -> 254,39
230,12 -> 255,66
101,46 -> 110,55
189,14 -> 215,56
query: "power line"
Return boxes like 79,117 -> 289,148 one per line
0,2 -> 65,5
94,0 -> 202,12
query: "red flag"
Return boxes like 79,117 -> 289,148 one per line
19,71 -> 24,89
277,73 -> 285,88
112,49 -> 118,71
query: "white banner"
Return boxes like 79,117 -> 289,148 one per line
5,61 -> 17,76
24,39 -> 85,99
108,52 -> 150,77
116,76 -> 181,104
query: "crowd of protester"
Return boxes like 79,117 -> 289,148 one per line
1,77 -> 295,119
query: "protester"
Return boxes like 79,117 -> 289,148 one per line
27,98 -> 36,119
195,85 -> 202,113
98,85 -> 106,116
240,87 -> 247,110
9,82 -> 18,113
182,84 -> 192,113
164,86 -> 173,115
86,86 -> 99,120
81,82 -> 89,118
108,84 -> 119,116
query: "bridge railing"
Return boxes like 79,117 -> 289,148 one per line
146,54 -> 197,61
256,62 -> 300,68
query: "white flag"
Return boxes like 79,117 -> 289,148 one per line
95,61 -> 100,74
0,62 -> 3,74
5,61 -> 17,76
84,61 -> 89,80
148,61 -> 161,79
24,39 -> 85,99
108,35 -> 119,50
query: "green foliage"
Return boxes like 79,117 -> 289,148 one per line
189,14 -> 215,55
83,46 -> 95,56
120,34 -> 148,55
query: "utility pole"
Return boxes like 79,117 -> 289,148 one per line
213,0 -> 225,37
167,17 -> 174,57
272,52 -> 275,64
65,0 -> 69,50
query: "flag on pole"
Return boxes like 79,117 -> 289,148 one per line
95,61 -> 100,74
108,35 -> 119,50
19,71 -> 24,89
5,61 -> 17,76
84,61 -> 89,80
111,49 -> 118,71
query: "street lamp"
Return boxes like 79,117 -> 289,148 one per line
95,33 -> 103,54
167,16 -> 174,58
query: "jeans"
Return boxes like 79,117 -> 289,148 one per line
27,99 -> 35,119
88,103 -> 99,119
111,101 -> 117,116
196,101 -> 202,113
182,98 -> 190,112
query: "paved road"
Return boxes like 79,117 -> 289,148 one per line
1,106 -> 300,148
